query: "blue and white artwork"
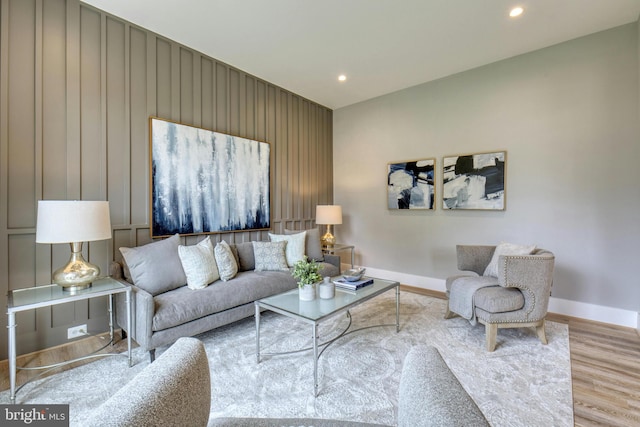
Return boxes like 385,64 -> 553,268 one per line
387,159 -> 435,209
151,118 -> 270,237
442,151 -> 505,210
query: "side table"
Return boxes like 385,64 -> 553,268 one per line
322,243 -> 355,269
6,277 -> 132,403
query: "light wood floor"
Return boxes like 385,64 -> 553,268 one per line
1,287 -> 639,426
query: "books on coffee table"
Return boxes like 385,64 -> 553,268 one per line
333,277 -> 374,291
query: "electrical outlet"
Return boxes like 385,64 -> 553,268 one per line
67,324 -> 87,339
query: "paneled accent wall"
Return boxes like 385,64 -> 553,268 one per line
0,0 -> 333,359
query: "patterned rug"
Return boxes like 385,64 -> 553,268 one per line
0,291 -> 573,426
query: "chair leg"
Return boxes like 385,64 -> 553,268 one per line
485,323 -> 497,352
149,349 -> 156,363
536,320 -> 548,345
444,301 -> 457,319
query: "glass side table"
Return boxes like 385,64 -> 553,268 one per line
322,243 -> 355,269
6,277 -> 132,403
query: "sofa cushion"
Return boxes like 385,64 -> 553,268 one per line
178,237 -> 219,290
233,242 -> 256,272
474,286 -> 525,313
253,241 -> 289,271
483,242 -> 536,278
269,231 -> 306,267
285,228 -> 324,261
151,262 -> 340,332
214,240 -> 238,281
119,234 -> 186,296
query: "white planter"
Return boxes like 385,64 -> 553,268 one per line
299,284 -> 316,301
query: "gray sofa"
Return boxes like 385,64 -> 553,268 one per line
111,239 -> 340,361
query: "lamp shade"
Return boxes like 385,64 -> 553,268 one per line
316,205 -> 342,225
36,200 -> 112,243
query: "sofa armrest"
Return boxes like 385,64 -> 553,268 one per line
323,254 -> 340,269
113,272 -> 155,352
398,346 -> 489,427
456,245 -> 495,276
84,337 -> 211,427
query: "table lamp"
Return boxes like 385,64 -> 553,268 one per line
36,200 -> 112,290
316,205 -> 342,248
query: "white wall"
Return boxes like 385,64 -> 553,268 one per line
333,23 -> 640,326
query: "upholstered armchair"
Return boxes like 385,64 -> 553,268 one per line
445,244 -> 555,351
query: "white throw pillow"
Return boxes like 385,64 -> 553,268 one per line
252,241 -> 289,271
483,242 -> 537,278
178,237 -> 220,289
214,240 -> 238,281
269,231 -> 306,267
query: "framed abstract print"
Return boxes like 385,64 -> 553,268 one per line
387,159 -> 435,210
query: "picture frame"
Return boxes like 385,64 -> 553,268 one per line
387,158 -> 435,210
442,151 -> 506,210
150,117 -> 271,237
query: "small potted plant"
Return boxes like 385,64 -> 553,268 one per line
292,256 -> 322,301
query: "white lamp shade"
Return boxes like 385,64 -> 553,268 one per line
316,205 -> 342,225
36,200 -> 112,243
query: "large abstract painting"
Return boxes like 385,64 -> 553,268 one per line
387,159 -> 435,209
442,151 -> 506,210
150,118 -> 270,237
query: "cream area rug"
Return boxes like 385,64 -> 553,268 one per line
0,291 -> 573,426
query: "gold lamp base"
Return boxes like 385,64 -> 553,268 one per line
321,225 -> 336,248
53,242 -> 99,292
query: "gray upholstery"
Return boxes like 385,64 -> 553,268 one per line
446,244 -> 555,351
210,346 -> 488,427
112,242 -> 340,358
398,346 -> 489,427
84,338 -> 211,427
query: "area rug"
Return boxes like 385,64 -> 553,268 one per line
0,291 -> 573,426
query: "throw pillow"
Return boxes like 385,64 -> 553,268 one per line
178,237 -> 220,289
285,227 -> 324,261
119,234 -> 187,296
483,242 -> 537,278
252,241 -> 289,271
214,240 -> 238,281
269,231 -> 306,267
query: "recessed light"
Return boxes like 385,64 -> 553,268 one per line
338,75 -> 347,82
509,7 -> 524,17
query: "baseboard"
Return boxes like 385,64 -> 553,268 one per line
350,263 -> 640,329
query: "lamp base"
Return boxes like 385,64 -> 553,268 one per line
321,225 -> 336,248
53,242 -> 100,291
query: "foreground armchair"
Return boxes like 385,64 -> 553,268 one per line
445,244 -> 555,351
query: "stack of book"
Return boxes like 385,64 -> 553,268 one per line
333,277 -> 374,291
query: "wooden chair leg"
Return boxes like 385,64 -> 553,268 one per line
536,320 -> 548,345
444,301 -> 457,319
485,323 -> 497,352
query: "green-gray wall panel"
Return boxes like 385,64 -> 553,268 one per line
0,0 -> 333,359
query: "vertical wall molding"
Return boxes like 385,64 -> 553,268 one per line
0,0 -> 333,359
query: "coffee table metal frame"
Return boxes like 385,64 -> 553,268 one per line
6,277 -> 132,403
254,277 -> 400,397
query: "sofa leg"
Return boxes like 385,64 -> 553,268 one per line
121,329 -> 127,340
485,323 -> 497,352
536,320 -> 548,345
149,349 -> 156,363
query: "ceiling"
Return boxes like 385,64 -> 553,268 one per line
80,0 -> 640,110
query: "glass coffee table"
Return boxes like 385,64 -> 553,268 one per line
254,277 -> 400,397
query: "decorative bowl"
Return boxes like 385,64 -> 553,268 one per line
342,267 -> 366,282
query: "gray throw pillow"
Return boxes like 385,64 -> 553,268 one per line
119,234 -> 187,296
252,241 -> 289,271
285,227 -> 324,261
214,240 -> 239,281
